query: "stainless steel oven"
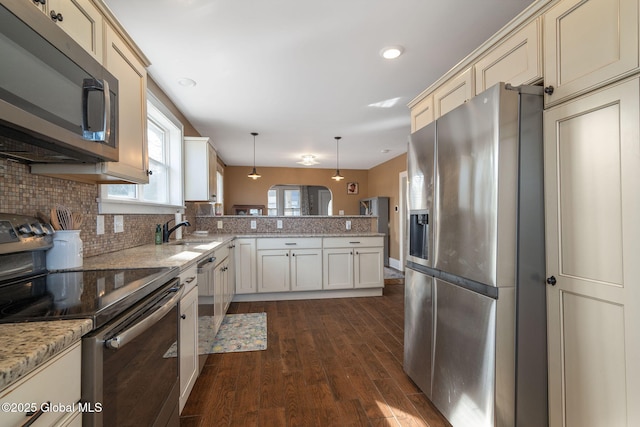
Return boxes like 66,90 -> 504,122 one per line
82,278 -> 182,427
0,213 -> 181,427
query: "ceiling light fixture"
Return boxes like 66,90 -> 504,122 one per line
177,77 -> 197,87
331,136 -> 344,181
297,154 -> 319,166
247,132 -> 261,180
380,46 -> 404,59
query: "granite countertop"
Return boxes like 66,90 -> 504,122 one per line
82,232 -> 383,270
0,319 -> 93,390
1,231 -> 383,390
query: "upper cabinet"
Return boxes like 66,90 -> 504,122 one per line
543,0 -> 639,106
184,137 -> 217,201
48,0 -> 104,62
432,67 -> 474,118
475,18 -> 542,93
99,21 -> 149,183
410,94 -> 434,133
30,0 -> 104,62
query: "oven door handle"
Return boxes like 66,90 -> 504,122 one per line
105,283 -> 183,350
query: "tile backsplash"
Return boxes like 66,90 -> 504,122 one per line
0,160 -> 379,259
0,160 -> 174,258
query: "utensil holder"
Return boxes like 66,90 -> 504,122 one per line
46,230 -> 83,270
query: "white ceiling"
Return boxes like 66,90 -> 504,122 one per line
103,0 -> 536,170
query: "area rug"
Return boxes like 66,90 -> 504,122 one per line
164,312 -> 267,358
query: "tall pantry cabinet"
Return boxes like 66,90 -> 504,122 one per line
542,0 -> 640,425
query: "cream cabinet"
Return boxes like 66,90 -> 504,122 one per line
184,137 -> 218,201
256,238 -> 323,293
178,265 -> 198,413
432,67 -> 474,118
410,94 -> 434,132
544,77 -> 640,427
48,0 -> 103,62
0,342 -> 81,427
474,18 -> 542,93
543,0 -> 639,106
235,238 -> 257,294
322,237 -> 384,290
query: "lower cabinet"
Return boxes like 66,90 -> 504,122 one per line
256,238 -> 323,293
0,342 -> 81,427
178,284 -> 198,413
178,264 -> 198,413
235,238 -> 257,294
323,237 -> 384,289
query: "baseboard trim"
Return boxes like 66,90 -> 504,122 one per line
233,287 -> 383,302
388,257 -> 402,271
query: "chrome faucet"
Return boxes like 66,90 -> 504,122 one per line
162,219 -> 191,243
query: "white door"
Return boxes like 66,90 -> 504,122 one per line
544,77 -> 640,427
290,249 -> 322,291
322,248 -> 353,289
257,250 -> 290,293
319,190 -> 331,215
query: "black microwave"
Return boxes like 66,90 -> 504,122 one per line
0,1 -> 118,163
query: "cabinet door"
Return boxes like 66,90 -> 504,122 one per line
48,0 -> 103,62
410,94 -> 434,132
291,249 -> 323,291
257,250 -> 290,292
179,286 -> 198,413
354,246 -> 384,288
184,137 -> 217,201
433,67 -> 474,118
474,18 -> 542,93
235,239 -> 257,294
322,248 -> 353,289
543,0 -> 639,106
225,243 -> 235,307
102,23 -> 149,183
213,263 -> 225,330
544,78 -> 640,426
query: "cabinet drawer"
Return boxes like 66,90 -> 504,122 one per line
0,342 -> 81,427
257,237 -> 322,250
213,245 -> 229,265
180,264 -> 198,294
323,236 -> 383,248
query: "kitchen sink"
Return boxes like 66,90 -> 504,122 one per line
169,239 -> 220,246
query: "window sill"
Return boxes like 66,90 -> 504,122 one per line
97,198 -> 185,215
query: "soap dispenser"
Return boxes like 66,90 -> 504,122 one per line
155,224 -> 162,245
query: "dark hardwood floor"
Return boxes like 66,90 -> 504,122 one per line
180,280 -> 451,427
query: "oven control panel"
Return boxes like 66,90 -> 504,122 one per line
0,213 -> 53,253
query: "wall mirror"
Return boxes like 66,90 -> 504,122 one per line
267,185 -> 332,216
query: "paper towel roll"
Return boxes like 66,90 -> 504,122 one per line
175,212 -> 183,240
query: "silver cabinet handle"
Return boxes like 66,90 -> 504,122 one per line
285,242 -> 297,245
105,283 -> 183,350
82,78 -> 111,142
184,276 -> 196,284
349,241 -> 361,244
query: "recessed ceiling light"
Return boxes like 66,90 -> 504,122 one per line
177,77 -> 197,87
380,46 -> 404,59
381,149 -> 390,154
297,155 -> 319,166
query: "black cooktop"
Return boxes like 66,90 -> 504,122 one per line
0,267 -> 178,329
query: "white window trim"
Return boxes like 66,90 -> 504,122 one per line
98,91 -> 185,215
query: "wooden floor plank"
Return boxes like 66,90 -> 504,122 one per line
180,281 -> 450,427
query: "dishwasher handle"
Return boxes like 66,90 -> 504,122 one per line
197,256 -> 216,273
105,282 -> 183,350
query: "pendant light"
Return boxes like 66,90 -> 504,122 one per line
247,132 -> 261,180
331,136 -> 344,181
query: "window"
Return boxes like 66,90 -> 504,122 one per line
267,186 -> 301,216
99,93 -> 184,214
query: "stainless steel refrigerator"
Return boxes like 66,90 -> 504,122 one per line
404,83 -> 547,427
